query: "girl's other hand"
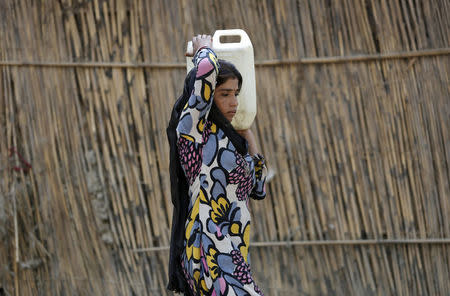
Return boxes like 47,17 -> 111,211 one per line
186,34 -> 212,57
236,129 -> 251,140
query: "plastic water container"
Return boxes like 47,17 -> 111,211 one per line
186,29 -> 256,130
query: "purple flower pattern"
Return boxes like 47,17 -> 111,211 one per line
231,250 -> 253,284
228,152 -> 254,201
178,136 -> 202,185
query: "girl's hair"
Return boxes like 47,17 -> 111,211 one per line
217,59 -> 242,90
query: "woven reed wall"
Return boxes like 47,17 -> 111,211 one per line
1,0 -> 449,295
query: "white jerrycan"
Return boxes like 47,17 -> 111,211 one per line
186,29 -> 256,130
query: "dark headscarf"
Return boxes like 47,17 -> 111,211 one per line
166,64 -> 248,294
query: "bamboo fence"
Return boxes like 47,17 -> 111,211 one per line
0,0 -> 449,295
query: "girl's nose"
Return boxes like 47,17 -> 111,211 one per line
230,95 -> 238,107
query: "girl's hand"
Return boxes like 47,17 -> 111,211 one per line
186,34 -> 212,57
236,129 -> 251,140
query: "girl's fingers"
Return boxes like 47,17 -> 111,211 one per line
190,34 -> 212,55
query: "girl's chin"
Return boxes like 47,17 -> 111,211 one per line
226,116 -> 234,122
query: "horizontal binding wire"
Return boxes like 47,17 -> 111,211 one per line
132,238 -> 450,252
0,48 -> 448,68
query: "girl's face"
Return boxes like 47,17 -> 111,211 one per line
214,78 -> 239,122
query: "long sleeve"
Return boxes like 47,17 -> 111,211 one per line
176,48 -> 219,144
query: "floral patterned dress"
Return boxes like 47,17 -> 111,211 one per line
176,48 -> 267,296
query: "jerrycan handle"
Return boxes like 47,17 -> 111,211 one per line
212,29 -> 252,49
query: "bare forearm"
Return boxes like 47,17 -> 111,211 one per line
247,131 -> 259,156
237,129 -> 259,156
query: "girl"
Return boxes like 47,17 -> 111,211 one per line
167,34 -> 267,296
